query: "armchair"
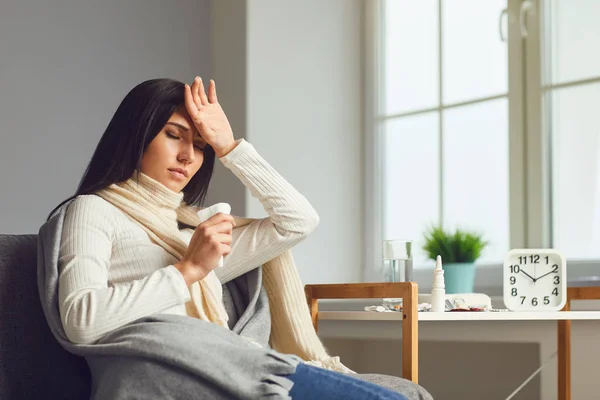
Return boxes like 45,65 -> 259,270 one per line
0,234 -> 429,399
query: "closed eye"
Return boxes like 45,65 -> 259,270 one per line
167,130 -> 204,151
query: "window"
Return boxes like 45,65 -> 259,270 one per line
364,0 -> 600,278
544,0 -> 600,260
376,0 -> 509,267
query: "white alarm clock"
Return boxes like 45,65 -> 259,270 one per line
503,249 -> 567,312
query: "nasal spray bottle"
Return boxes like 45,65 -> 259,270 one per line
430,255 -> 446,312
196,203 -> 231,267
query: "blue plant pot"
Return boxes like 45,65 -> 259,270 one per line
442,263 -> 476,294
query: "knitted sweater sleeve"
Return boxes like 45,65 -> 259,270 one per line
215,139 -> 320,284
57,195 -> 191,345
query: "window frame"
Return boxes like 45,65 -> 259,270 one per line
362,0 -> 575,282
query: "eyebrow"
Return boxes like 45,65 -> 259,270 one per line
166,122 -> 190,131
166,121 -> 205,145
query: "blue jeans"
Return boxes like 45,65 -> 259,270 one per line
287,363 -> 409,400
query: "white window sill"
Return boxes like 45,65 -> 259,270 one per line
411,259 -> 600,296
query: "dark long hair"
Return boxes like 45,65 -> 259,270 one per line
48,78 -> 215,219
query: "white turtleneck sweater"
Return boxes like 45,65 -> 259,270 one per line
58,139 -> 319,345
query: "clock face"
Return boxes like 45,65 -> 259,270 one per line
503,249 -> 567,311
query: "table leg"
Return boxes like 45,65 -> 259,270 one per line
558,301 -> 571,400
402,284 -> 418,383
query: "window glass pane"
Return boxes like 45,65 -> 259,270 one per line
547,0 -> 600,85
442,0 -> 507,104
443,98 -> 509,263
384,0 -> 438,115
383,112 -> 439,266
550,83 -> 600,259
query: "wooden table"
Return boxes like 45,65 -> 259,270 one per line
318,310 -> 600,322
305,282 -> 600,400
557,286 -> 600,400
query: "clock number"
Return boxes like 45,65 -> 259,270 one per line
554,276 -> 560,285
544,296 -> 550,305
530,255 -> 540,264
545,256 -> 549,264
511,288 -> 518,296
551,264 -> 559,273
510,276 -> 516,285
510,265 -> 520,273
552,288 -> 559,296
532,297 -> 538,306
519,256 -> 527,264
520,296 -> 526,304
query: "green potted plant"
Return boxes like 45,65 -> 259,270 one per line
422,226 -> 488,294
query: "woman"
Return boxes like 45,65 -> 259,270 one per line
44,77 -> 422,399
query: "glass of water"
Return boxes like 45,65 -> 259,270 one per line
382,239 -> 413,308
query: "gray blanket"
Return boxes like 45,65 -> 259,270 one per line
37,200 -> 301,400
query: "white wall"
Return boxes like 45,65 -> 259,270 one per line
204,0 -> 247,214
0,0 -> 211,233
210,0 -> 364,285
245,0 -> 364,284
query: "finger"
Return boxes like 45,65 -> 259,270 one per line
213,221 -> 233,235
204,221 -> 233,236
184,84 -> 199,119
219,243 -> 232,257
208,80 -> 218,104
191,77 -> 202,109
217,213 -> 235,226
206,213 -> 235,226
213,233 -> 233,245
198,214 -> 235,232
198,77 -> 209,106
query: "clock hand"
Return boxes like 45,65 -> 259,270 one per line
536,270 -> 554,281
519,268 -> 537,282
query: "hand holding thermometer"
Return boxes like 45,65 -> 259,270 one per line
196,203 -> 232,267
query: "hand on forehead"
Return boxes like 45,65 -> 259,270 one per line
167,109 -> 206,146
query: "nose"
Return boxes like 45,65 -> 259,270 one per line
177,142 -> 196,164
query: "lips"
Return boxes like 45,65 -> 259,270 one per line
168,168 -> 188,178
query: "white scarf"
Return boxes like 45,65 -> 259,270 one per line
96,171 -> 353,373
97,171 -> 229,327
